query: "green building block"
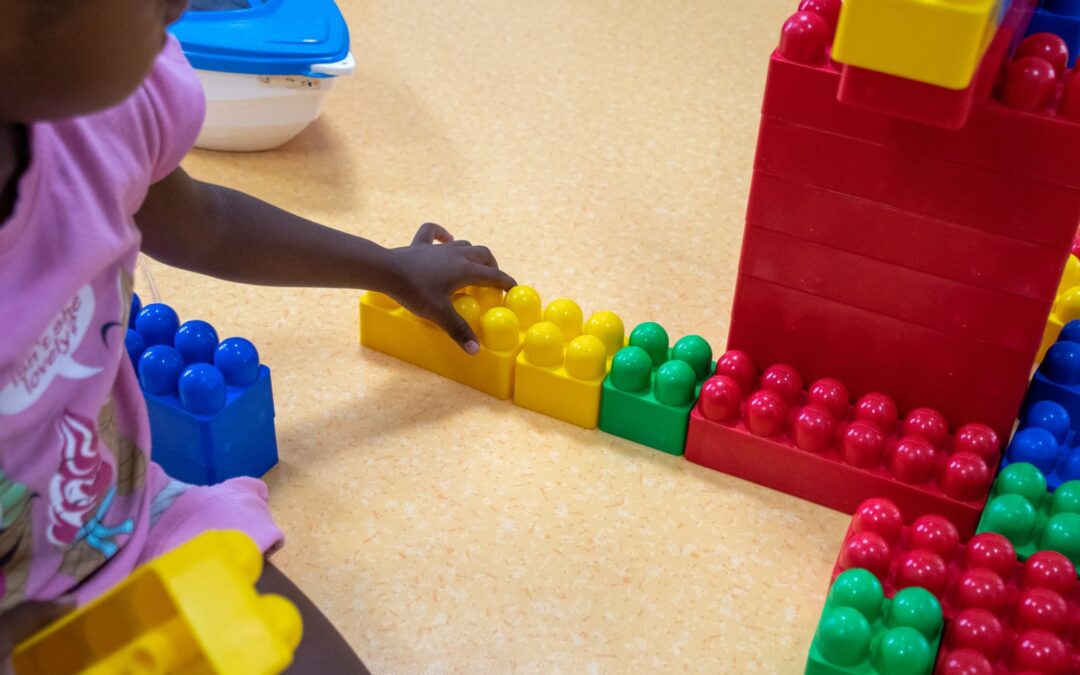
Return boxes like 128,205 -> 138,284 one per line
598,322 -> 714,455
806,569 -> 942,675
976,462 -> 1080,572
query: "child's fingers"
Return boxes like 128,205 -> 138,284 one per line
430,301 -> 480,353
463,245 -> 498,267
465,266 -> 517,290
412,223 -> 454,245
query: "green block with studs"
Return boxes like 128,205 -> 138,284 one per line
806,569 -> 942,675
976,462 -> 1080,573
598,322 -> 714,455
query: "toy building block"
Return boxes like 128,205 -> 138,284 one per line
753,115 -> 1080,250
934,554 -> 1080,674
976,462 -> 1080,571
728,2 -> 1080,441
834,0 -> 1035,130
1025,332 -> 1080,436
831,0 -> 1001,90
730,275 -> 1034,411
13,530 -> 301,675
1038,255 -> 1080,360
727,319 -> 1023,442
1002,400 -> 1080,492
597,322 -> 714,455
1028,2 -> 1080,68
359,285 -> 541,399
512,299 -> 625,429
747,173 -> 1066,302
684,351 -> 1001,536
767,20 -> 1080,192
740,225 -> 1051,355
806,568 -> 943,675
834,499 -> 1026,618
832,499 -> 1080,673
129,298 -> 277,486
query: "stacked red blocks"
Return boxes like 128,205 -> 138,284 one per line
726,0 -> 1080,441
833,499 -> 1080,674
685,351 -> 1001,536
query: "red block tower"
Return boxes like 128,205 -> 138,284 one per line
725,0 -> 1080,441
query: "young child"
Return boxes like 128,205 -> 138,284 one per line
0,0 -> 515,671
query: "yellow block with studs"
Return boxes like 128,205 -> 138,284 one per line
359,285 -> 541,399
513,299 -> 626,428
832,0 -> 1002,90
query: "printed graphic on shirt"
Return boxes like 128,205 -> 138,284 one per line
48,411 -> 134,560
0,471 -> 33,611
0,285 -> 104,415
97,396 -> 146,497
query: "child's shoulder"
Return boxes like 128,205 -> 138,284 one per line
50,36 -> 206,199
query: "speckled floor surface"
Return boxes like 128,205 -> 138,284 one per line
156,1 -> 850,672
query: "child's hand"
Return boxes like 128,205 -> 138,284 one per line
383,223 -> 516,353
0,599 -> 74,674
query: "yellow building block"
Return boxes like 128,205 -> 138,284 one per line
359,285 -> 542,399
512,300 -> 626,428
13,530 -> 300,675
832,0 -> 1002,90
1038,255 -> 1080,361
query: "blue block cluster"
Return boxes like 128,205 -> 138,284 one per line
1024,319 -> 1080,436
1003,399 -> 1080,491
1027,0 -> 1080,67
127,293 -> 278,486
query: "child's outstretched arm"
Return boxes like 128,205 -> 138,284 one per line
135,167 -> 516,353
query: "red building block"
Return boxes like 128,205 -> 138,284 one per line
762,53 -> 1080,194
833,499 -> 1026,618
726,320 -> 1020,439
747,171 -> 1067,302
935,566 -> 1080,674
731,275 -> 1035,401
683,351 -> 1001,535
739,225 -> 1051,354
728,0 -> 1080,471
828,499 -> 1080,674
753,116 -> 1080,250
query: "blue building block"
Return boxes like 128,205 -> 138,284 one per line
1002,399 -> 1080,491
1024,328 -> 1080,438
1027,0 -> 1080,67
128,294 -> 278,485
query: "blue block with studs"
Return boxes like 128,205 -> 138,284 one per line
128,294 -> 277,485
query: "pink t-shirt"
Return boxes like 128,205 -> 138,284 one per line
0,37 -> 282,612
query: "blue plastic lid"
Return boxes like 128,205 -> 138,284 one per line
169,0 -> 351,76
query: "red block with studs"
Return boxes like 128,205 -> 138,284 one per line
729,1 -> 1080,439
828,499 -> 1080,674
683,351 -> 1000,535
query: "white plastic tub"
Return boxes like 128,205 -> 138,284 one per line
194,53 -> 354,152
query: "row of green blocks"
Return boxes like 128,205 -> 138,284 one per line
598,321 -> 714,455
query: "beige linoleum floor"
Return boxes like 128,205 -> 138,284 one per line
154,1 -> 852,672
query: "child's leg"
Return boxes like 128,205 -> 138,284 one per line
257,564 -> 370,674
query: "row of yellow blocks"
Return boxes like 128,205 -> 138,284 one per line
360,285 -> 627,428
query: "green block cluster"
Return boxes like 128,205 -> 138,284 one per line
598,322 -> 714,455
976,462 -> 1080,571
806,569 -> 942,675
